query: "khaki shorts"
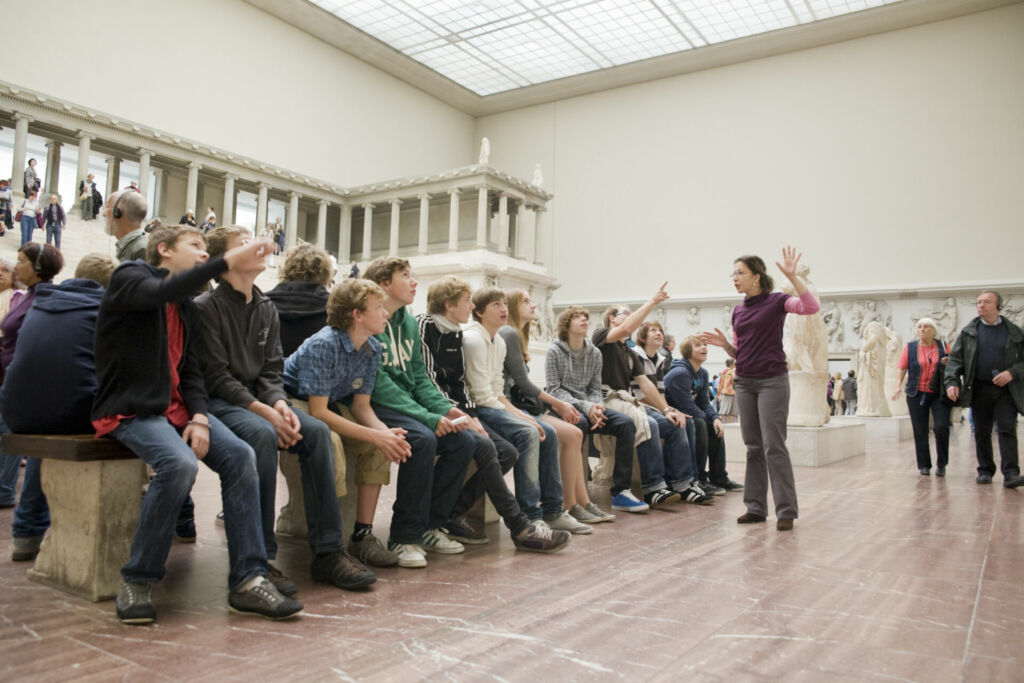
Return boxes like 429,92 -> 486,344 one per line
332,403 -> 391,486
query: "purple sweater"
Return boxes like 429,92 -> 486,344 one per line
732,290 -> 819,379
0,285 -> 37,372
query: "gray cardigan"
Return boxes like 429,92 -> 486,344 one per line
498,325 -> 541,400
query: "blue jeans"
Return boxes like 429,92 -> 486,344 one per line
209,398 -> 342,558
19,215 -> 35,245
1,412 -> 53,536
476,406 -> 562,520
373,406 -> 476,544
45,222 -> 62,249
686,417 -> 730,486
111,414 -> 267,591
640,407 -> 694,492
571,408 -> 644,495
0,412 -> 20,506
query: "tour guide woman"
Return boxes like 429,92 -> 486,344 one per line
890,317 -> 951,476
702,246 -> 819,530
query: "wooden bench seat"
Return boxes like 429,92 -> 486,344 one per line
2,434 -> 146,602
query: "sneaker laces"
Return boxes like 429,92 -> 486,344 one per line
530,522 -> 553,540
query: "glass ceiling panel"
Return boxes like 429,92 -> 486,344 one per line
310,0 -> 906,96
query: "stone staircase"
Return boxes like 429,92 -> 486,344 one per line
1,213 -> 280,292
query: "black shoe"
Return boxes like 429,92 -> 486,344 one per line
919,468 -> 930,476
1004,474 -> 1024,489
717,480 -> 744,492
311,551 -> 377,590
936,467 -> 946,477
445,515 -> 489,545
777,518 -> 794,531
737,512 -> 766,524
976,473 -> 993,484
644,488 -> 681,507
228,577 -> 303,620
174,518 -> 196,543
268,563 -> 298,597
678,483 -> 714,506
116,582 -> 156,624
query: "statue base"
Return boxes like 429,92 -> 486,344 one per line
788,371 -> 831,427
831,415 -> 913,441
723,421 -> 866,468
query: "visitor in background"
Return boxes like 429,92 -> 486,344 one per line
0,179 -> 13,234
266,244 -> 332,357
42,194 -> 66,250
79,174 -> 97,221
105,190 -> 149,262
701,246 -> 820,531
842,370 -> 858,415
15,190 -> 41,246
179,210 -> 197,227
23,159 -> 39,196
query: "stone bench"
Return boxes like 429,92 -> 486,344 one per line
2,434 -> 146,602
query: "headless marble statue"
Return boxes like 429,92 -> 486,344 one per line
782,264 -> 830,426
884,327 -> 909,416
856,321 -> 891,417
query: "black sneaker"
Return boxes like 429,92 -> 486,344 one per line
977,473 -> 993,484
1005,474 -> 1024,489
311,551 -> 377,590
643,488 -> 681,507
717,480 -> 744,491
228,577 -> 303,620
268,563 -> 298,597
174,518 -> 196,543
678,483 -> 714,505
116,582 -> 156,624
513,522 -> 571,554
698,481 -> 726,496
445,515 -> 489,545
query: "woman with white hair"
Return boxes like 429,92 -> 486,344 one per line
891,317 -> 952,476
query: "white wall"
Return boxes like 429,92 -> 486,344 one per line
477,5 -> 1024,304
5,0 -> 475,188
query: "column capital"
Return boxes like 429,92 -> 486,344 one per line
13,112 -> 33,123
318,198 -> 329,208
390,198 -> 402,207
137,147 -> 154,158
76,130 -> 93,142
105,157 -> 117,167
362,203 -> 376,210
187,160 -> 202,170
447,188 -> 460,198
289,191 -> 301,201
257,182 -> 271,191
419,193 -> 433,201
153,166 -> 164,175
223,173 -> 238,182
533,205 -> 548,213
45,139 -> 62,149
476,184 -> 489,192
498,191 -> 509,199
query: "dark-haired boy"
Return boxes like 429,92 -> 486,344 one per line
197,227 -> 375,593
92,226 -> 302,624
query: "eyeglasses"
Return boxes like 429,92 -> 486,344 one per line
614,309 -> 631,317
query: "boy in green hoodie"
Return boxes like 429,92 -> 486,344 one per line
364,257 -> 483,568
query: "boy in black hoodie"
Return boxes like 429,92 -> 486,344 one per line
92,226 -> 302,624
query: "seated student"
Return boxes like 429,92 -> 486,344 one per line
3,251 -> 107,562
266,244 -> 332,357
197,226 -> 375,594
418,277 -> 571,551
593,287 -> 712,506
545,307 -> 649,513
462,288 -> 581,533
363,258 -> 480,567
283,278 -> 406,568
664,336 -> 743,496
631,322 -> 672,398
501,290 -> 614,525
92,225 -> 302,624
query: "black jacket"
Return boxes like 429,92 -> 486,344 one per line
265,280 -> 328,357
91,258 -> 228,422
945,315 -> 1024,413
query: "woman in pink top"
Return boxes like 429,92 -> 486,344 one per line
702,246 -> 819,531
890,317 -> 952,476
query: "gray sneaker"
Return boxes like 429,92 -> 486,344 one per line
116,582 -> 156,624
11,535 -> 43,562
348,533 -> 399,567
228,577 -> 303,620
584,502 -> 616,523
567,503 -> 602,524
514,522 -> 571,554
544,511 -> 593,535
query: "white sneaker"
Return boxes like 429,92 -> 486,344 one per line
386,540 -> 428,568
545,511 -> 593,535
421,528 -> 465,554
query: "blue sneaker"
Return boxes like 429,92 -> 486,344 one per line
610,491 -> 650,513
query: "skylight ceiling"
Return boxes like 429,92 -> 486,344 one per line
309,0 -> 906,96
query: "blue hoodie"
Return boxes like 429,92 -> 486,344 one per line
0,278 -> 104,433
664,356 -> 718,423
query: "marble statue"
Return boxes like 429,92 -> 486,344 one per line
856,321 -> 891,417
883,327 -> 908,416
822,301 -> 843,351
847,299 -> 891,339
1002,297 -> 1024,329
686,306 -> 699,326
781,264 -> 830,426
654,306 -> 666,329
722,305 -> 734,341
478,137 -> 490,165
540,293 -> 556,341
532,163 -> 543,186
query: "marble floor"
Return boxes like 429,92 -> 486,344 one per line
1,423 -> 1022,681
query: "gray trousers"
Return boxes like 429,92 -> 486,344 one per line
735,373 -> 798,519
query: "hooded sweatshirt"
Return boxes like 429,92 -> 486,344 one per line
664,356 -> 718,423
371,304 -> 453,429
0,278 -> 104,433
462,320 -> 507,410
266,280 -> 329,357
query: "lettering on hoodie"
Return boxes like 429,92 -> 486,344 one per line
381,335 -> 415,369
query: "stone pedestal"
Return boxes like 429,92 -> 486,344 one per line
831,415 -> 913,441
276,431 -> 353,543
29,459 -> 146,601
724,421 -> 866,467
788,371 -> 830,427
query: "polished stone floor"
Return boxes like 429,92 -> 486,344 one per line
1,423 -> 1022,681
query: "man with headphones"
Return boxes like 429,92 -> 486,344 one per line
104,189 -> 149,261
945,290 -> 1024,488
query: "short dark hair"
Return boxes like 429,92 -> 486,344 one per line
363,257 -> 410,286
18,243 -> 63,283
979,290 -> 1003,310
471,287 -> 505,322
735,254 -> 774,292
848,370 -> 855,378
146,225 -> 205,266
